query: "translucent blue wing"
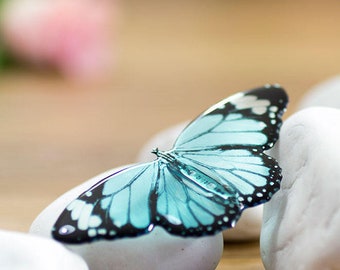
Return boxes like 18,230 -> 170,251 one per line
175,148 -> 281,208
155,158 -> 242,236
52,85 -> 288,243
174,85 -> 287,151
53,163 -> 158,242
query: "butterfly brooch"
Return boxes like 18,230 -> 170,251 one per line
52,85 -> 288,243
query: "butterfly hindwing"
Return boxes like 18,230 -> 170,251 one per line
156,160 -> 241,236
176,148 -> 281,208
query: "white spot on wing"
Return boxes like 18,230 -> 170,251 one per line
89,215 -> 102,228
98,228 -> 107,235
78,204 -> 94,230
88,229 -> 97,237
165,215 -> 182,225
67,199 -> 85,221
59,225 -> 75,235
232,95 -> 270,115
270,106 -> 278,112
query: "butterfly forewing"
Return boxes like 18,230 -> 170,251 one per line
52,162 -> 159,243
174,85 -> 287,151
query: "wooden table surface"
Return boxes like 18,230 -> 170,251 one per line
1,1 -> 340,269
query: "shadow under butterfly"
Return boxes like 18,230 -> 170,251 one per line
52,85 -> 288,244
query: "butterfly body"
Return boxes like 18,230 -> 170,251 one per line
52,85 -> 288,244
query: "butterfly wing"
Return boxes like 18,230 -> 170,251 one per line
175,148 -> 281,208
52,162 -> 159,243
155,160 -> 242,236
174,85 -> 288,151
172,85 -> 287,209
53,158 -> 242,243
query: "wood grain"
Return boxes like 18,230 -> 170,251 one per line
1,0 -> 340,268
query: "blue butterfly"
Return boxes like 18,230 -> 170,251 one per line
52,85 -> 288,243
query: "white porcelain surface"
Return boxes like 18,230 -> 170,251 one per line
0,229 -> 88,270
261,107 -> 340,269
299,75 -> 340,109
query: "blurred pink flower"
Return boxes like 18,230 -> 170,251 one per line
0,0 -> 114,80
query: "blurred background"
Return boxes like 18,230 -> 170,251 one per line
0,0 -> 339,268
